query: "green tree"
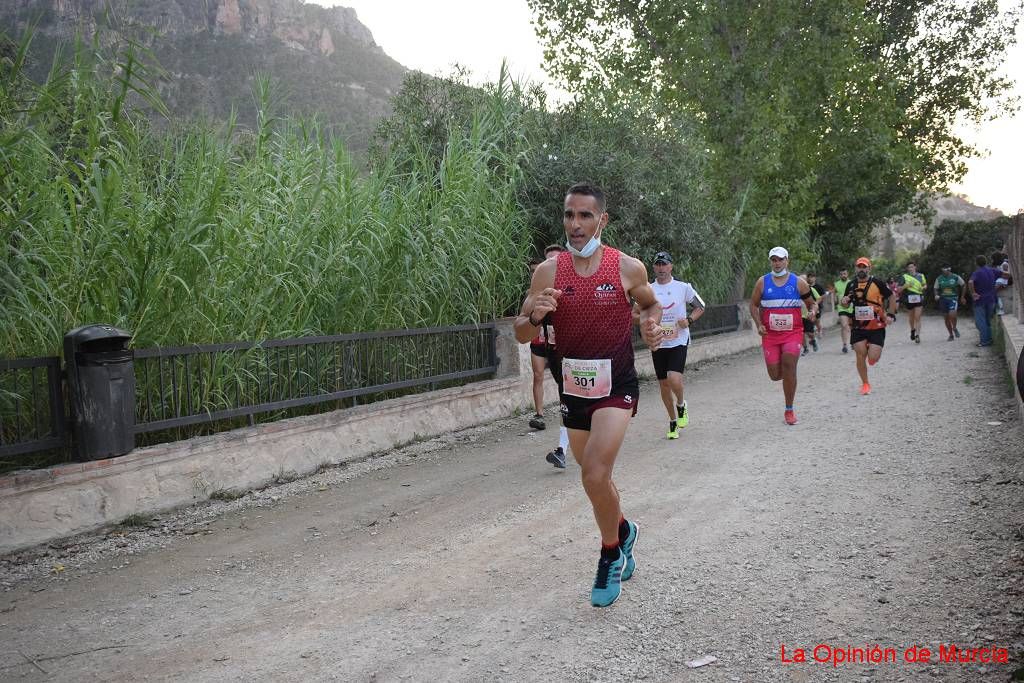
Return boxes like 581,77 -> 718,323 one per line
916,216 -> 1014,287
520,100 -> 733,301
371,67 -> 736,301
527,0 -> 1022,287
812,0 -> 1022,273
529,0 -> 870,293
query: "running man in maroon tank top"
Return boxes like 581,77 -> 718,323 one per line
515,183 -> 663,608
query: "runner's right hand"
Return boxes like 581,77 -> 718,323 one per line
531,288 -> 562,320
641,318 -> 662,351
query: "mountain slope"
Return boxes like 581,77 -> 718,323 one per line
872,194 -> 1005,258
1,0 -> 408,151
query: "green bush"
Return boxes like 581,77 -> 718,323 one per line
372,68 -> 734,301
0,38 -> 529,358
915,217 -> 1013,286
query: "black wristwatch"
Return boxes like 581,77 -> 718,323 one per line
528,313 -> 543,326
686,316 -> 694,325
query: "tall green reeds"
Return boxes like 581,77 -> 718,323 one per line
0,37 -> 530,358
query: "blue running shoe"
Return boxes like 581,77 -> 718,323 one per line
590,549 -> 625,607
620,520 -> 639,581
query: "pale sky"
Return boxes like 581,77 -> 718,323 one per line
314,0 -> 1023,216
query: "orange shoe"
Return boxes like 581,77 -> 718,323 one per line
784,410 -> 798,425
860,383 -> 871,395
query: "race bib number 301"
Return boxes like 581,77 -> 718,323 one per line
562,358 -> 612,399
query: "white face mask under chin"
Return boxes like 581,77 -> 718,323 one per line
567,234 -> 601,258
772,268 -> 789,277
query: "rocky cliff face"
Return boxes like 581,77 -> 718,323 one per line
4,0 -> 379,57
873,194 -> 1006,258
1,0 -> 408,152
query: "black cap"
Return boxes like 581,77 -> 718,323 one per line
654,251 -> 672,264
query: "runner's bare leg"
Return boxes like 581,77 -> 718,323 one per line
567,407 -> 631,546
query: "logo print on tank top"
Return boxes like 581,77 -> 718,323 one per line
595,282 -> 618,305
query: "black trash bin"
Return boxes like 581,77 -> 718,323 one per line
63,324 -> 135,461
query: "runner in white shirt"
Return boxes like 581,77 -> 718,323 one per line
645,251 -> 705,439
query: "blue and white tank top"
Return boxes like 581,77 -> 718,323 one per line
759,273 -> 802,332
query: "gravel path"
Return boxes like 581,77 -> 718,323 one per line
1,315 -> 1022,682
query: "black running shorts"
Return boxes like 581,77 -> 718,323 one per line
651,345 -> 688,380
851,328 -> 886,347
547,353 -> 562,388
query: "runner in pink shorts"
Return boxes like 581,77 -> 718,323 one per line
748,247 -> 818,425
762,328 -> 804,365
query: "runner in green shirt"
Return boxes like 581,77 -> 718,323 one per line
901,262 -> 927,344
933,265 -> 965,341
832,268 -> 853,353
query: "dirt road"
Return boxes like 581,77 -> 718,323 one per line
1,315 -> 1022,682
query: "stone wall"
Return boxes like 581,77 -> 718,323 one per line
999,314 -> 1024,423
